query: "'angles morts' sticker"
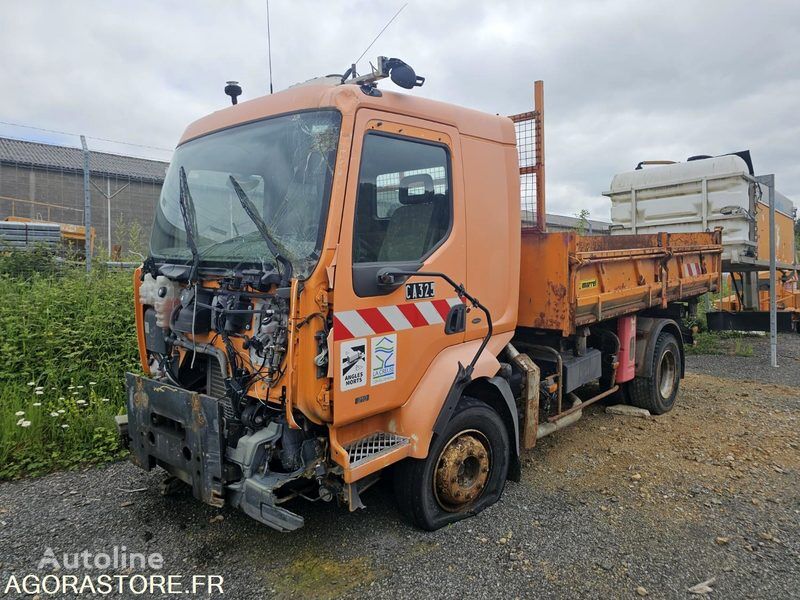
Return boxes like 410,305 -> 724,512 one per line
340,338 -> 366,391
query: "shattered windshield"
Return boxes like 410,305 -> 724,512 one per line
150,110 -> 341,278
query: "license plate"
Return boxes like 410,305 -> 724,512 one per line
406,281 -> 435,300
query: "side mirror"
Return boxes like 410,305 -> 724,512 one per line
382,57 -> 425,89
390,63 -> 418,89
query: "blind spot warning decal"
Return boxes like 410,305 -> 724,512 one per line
371,334 -> 397,386
333,297 -> 463,341
340,339 -> 366,391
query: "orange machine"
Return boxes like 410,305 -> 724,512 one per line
120,62 -> 721,532
716,271 -> 800,329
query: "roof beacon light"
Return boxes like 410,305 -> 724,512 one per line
224,81 -> 243,105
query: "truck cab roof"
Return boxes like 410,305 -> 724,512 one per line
179,82 -> 516,147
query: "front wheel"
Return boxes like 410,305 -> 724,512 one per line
626,331 -> 681,415
393,397 -> 510,530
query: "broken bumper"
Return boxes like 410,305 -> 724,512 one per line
123,373 -> 305,532
125,372 -> 225,507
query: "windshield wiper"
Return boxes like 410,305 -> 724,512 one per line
179,166 -> 200,282
228,175 -> 293,286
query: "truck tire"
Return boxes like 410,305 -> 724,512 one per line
627,331 -> 681,415
393,397 -> 510,531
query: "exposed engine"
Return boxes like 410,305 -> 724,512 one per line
134,268 -> 335,530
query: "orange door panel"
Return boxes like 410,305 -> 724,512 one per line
331,110 -> 466,426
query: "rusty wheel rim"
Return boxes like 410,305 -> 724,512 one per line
433,429 -> 491,512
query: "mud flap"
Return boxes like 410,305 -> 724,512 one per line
125,373 -> 225,507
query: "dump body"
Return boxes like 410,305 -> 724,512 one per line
518,230 -> 722,336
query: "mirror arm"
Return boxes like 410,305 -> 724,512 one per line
376,268 -> 492,378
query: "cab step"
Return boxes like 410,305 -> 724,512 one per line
344,432 -> 409,468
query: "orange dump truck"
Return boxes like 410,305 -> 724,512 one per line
120,61 -> 721,531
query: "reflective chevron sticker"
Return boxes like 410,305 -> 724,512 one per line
333,297 -> 463,341
683,261 -> 703,277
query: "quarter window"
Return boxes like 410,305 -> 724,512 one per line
353,134 -> 450,263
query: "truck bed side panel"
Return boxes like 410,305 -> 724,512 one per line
518,231 -> 722,335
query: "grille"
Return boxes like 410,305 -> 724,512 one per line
344,432 -> 409,468
208,362 -> 227,398
207,362 -> 234,419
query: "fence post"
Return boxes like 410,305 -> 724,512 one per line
80,135 -> 91,272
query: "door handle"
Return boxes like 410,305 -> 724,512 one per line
444,304 -> 466,334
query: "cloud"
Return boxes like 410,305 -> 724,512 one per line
0,0 -> 797,220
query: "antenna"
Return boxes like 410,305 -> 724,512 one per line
266,0 -> 274,94
352,3 -> 408,73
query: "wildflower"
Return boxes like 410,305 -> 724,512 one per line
58,409 -> 66,414
16,418 -> 24,425
101,398 -> 110,402
72,391 -> 78,395
35,390 -> 44,396
61,424 -> 69,429
50,412 -> 59,417
68,385 -> 75,390
32,402 -> 42,407
34,386 -> 44,391
27,381 -> 35,386
89,382 -> 97,386
15,411 -> 25,416
20,420 -> 31,428
58,397 -> 65,401
77,385 -> 84,389
76,399 -> 87,406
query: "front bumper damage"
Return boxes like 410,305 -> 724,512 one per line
124,373 -> 305,532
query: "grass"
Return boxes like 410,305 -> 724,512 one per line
271,551 -> 379,600
686,292 -> 758,357
687,331 -> 756,357
0,249 -> 140,480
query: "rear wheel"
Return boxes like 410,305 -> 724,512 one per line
393,397 -> 510,530
627,331 -> 681,415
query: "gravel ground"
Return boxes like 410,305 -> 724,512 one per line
1,341 -> 798,599
687,332 -> 800,388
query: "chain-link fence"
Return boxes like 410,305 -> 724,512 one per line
0,135 -> 169,265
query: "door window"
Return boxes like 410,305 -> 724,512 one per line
353,134 -> 450,264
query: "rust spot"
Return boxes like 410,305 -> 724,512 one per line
548,281 -> 567,300
191,395 -> 206,430
133,378 -> 149,410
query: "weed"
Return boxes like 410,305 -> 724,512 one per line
0,255 -> 139,479
687,331 -> 755,357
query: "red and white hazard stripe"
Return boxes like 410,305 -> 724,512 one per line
683,261 -> 703,277
334,297 -> 463,341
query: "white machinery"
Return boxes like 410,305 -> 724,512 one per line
604,152 -> 796,269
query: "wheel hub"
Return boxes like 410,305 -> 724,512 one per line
658,348 -> 677,398
434,432 -> 490,511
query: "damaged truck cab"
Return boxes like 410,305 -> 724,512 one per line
123,72 -> 722,531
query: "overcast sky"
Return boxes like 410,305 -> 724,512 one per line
1,0 -> 798,219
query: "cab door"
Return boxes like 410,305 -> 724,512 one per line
332,110 -> 466,425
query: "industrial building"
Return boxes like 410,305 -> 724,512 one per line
0,137 -> 169,254
0,136 -> 610,257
